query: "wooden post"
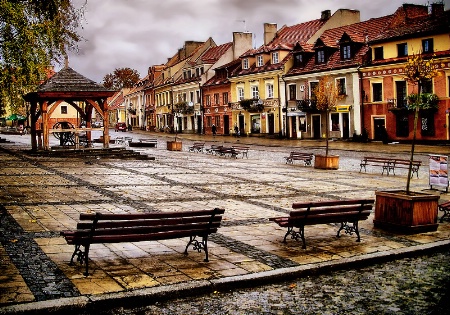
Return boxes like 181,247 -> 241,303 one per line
41,101 -> 49,150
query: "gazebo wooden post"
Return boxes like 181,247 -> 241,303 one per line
101,99 -> 110,149
41,101 -> 50,150
30,101 -> 38,151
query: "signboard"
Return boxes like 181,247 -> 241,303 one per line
429,155 -> 449,192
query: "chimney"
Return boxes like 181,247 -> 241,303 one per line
232,32 -> 253,58
263,23 -> 277,45
321,10 -> 331,20
431,3 -> 444,16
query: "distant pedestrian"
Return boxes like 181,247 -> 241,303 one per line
212,124 -> 217,136
234,125 -> 239,137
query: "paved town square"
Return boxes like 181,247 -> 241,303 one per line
0,131 -> 449,314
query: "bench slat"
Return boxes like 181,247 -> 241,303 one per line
292,199 -> 374,209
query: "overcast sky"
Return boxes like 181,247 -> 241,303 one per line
65,0 -> 448,83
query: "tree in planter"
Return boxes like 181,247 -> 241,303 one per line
403,53 -> 438,193
313,76 -> 340,157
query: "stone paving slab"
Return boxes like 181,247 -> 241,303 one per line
0,133 -> 449,313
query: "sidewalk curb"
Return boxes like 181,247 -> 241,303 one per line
2,240 -> 449,315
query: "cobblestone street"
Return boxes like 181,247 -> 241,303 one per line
0,130 -> 449,314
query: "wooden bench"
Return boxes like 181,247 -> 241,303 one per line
439,200 -> 450,222
188,142 -> 205,153
285,152 -> 314,166
129,138 -> 158,147
232,146 -> 250,158
390,159 -> 421,178
269,199 -> 374,249
360,157 -> 392,175
60,208 -> 225,276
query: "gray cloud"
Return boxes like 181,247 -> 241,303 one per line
65,0 -> 441,83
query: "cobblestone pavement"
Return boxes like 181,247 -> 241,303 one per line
0,130 -> 449,314
104,249 -> 450,315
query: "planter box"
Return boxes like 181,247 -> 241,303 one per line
374,190 -> 439,233
314,154 -> 339,170
167,141 -> 182,151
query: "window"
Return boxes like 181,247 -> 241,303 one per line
214,93 -> 220,105
190,91 -> 194,102
331,113 -> 340,131
215,116 -> 220,128
316,50 -> 325,64
267,83 -> 274,98
341,45 -> 351,60
272,52 -> 279,64
257,55 -> 263,67
421,112 -> 435,136
420,79 -> 432,94
372,83 -> 382,102
222,92 -> 228,105
289,85 -> 296,100
299,116 -> 306,132
396,114 -> 409,137
373,47 -> 384,60
243,58 -> 249,69
196,90 -> 200,103
336,78 -> 346,95
448,76 -> 450,97
196,68 -> 201,77
61,105 -> 67,114
422,38 -> 433,53
182,93 -> 187,102
206,116 -> 212,127
206,95 -> 211,106
294,54 -> 303,67
395,81 -> 407,108
251,86 -> 259,99
310,81 -> 318,100
238,87 -> 244,101
397,43 -> 408,57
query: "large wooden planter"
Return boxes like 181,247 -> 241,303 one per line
314,154 -> 339,170
166,141 -> 182,151
374,190 -> 439,233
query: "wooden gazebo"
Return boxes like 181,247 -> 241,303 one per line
24,66 -> 116,151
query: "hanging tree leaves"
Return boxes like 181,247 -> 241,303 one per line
0,0 -> 84,115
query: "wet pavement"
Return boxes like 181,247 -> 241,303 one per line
0,130 -> 449,314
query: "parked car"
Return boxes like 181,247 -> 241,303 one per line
115,122 -> 127,132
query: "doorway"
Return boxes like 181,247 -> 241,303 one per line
223,115 -> 230,135
312,115 -> 321,139
268,114 -> 274,135
342,113 -> 350,139
373,117 -> 386,141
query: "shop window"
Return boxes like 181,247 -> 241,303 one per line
421,112 -> 435,136
251,115 -> 260,133
396,114 -> 409,137
299,116 -> 307,132
331,113 -> 340,131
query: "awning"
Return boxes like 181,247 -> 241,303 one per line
287,111 -> 306,117
6,114 -> 26,120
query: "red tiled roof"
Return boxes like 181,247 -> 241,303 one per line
285,14 -> 394,77
108,91 -> 124,110
204,59 -> 241,87
201,42 -> 232,64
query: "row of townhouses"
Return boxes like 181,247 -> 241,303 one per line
109,3 -> 450,143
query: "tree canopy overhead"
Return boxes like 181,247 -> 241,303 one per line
102,67 -> 140,90
0,0 -> 83,115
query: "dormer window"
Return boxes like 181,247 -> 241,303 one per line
257,55 -> 264,67
243,58 -> 249,69
294,53 -> 303,67
272,52 -> 279,64
341,44 -> 351,60
316,50 -> 325,64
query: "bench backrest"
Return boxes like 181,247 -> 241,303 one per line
73,208 -> 225,243
290,199 -> 374,221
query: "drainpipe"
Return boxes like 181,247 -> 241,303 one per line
281,75 -> 288,138
358,66 -> 364,135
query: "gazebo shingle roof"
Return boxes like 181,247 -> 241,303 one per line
37,67 -> 111,92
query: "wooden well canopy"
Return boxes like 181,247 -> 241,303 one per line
23,67 -> 116,151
